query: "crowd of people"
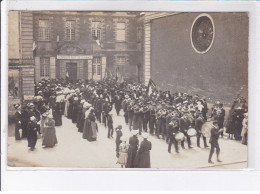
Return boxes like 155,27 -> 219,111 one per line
12,77 -> 248,166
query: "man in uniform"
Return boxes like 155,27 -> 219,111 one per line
179,109 -> 192,149
208,120 -> 224,164
168,118 -> 180,153
195,112 -> 209,148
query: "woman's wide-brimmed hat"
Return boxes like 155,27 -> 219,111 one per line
131,130 -> 139,135
142,132 -> 149,139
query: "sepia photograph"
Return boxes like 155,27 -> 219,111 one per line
7,10 -> 248,169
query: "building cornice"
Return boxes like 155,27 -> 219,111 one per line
143,12 -> 181,23
32,11 -> 138,18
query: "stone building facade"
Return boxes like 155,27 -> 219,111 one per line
32,11 -> 142,82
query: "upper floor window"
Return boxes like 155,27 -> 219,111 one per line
40,57 -> 50,77
91,21 -> 102,40
65,20 -> 76,41
39,20 -> 51,41
93,56 -> 102,64
116,22 -> 126,42
116,56 -> 127,66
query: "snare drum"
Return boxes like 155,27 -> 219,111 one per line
201,121 -> 212,138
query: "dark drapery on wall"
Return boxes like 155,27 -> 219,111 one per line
150,12 -> 248,104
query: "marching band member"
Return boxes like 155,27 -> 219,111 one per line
179,108 -> 192,149
195,112 -> 209,148
168,117 -> 180,153
208,120 -> 224,164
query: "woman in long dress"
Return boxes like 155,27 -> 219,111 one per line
135,133 -> 152,168
67,95 -> 74,119
126,130 -> 139,168
82,108 -> 91,139
40,112 -> 48,135
64,94 -> 70,117
87,109 -> 98,141
117,136 -> 129,168
14,104 -> 22,140
42,114 -> 58,148
53,100 -> 62,126
72,97 -> 79,123
241,113 -> 248,145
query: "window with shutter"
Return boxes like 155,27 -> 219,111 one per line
91,21 -> 102,40
116,22 -> 126,42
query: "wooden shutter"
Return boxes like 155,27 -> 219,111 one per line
101,56 -> 106,79
35,57 -> 40,82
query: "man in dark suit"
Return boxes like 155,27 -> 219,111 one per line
195,112 -> 209,148
208,120 -> 224,164
168,118 -> 180,153
115,125 -> 123,158
179,110 -> 192,149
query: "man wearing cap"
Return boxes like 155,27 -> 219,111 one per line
114,91 -> 122,116
127,101 -> 135,131
179,110 -> 192,149
122,96 -> 129,125
195,112 -> 209,148
208,120 -> 224,164
126,130 -> 139,168
149,105 -> 156,135
27,116 -> 39,151
107,113 -> 114,138
168,119 -> 180,153
115,125 -> 123,158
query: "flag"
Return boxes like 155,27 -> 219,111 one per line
93,35 -> 103,48
33,41 -> 37,56
117,74 -> 124,84
147,78 -> 156,96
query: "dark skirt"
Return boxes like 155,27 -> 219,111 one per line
135,151 -> 151,168
53,112 -> 62,126
78,116 -> 85,133
27,133 -> 37,148
15,126 -> 21,140
61,102 -> 65,115
42,127 -> 58,147
126,146 -> 138,168
82,119 -> 91,139
68,104 -> 73,119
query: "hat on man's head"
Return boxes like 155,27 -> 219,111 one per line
30,116 -> 36,121
14,104 -> 21,110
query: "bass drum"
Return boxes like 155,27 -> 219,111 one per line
187,128 -> 197,137
201,121 -> 212,138
175,132 -> 185,142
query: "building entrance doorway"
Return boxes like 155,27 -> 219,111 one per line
66,63 -> 77,82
